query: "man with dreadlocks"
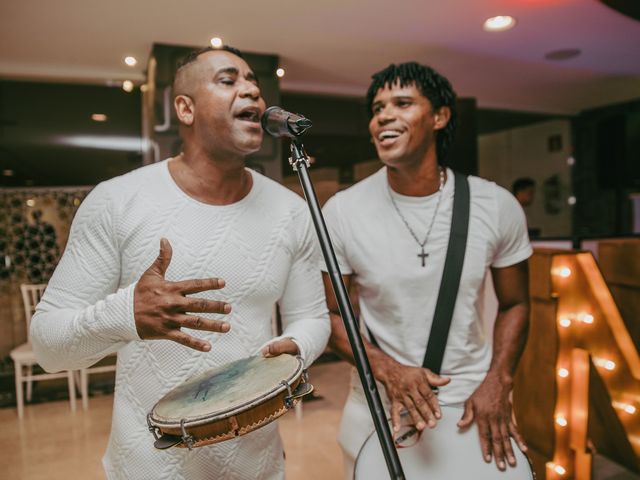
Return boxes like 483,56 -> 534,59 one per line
30,45 -> 330,479
321,62 -> 532,477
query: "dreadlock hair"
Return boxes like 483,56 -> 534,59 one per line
366,62 -> 457,164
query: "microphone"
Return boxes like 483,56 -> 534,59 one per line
261,106 -> 312,138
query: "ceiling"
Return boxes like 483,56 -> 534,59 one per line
1,0 -> 639,115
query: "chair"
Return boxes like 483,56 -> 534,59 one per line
10,283 -> 77,418
78,353 -> 117,410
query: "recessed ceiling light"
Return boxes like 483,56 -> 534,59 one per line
483,15 -> 516,32
122,80 -> 134,93
210,37 -> 223,48
91,113 -> 108,122
124,56 -> 137,67
276,68 -> 285,78
2,169 -> 14,177
545,48 -> 582,61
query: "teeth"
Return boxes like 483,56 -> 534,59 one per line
379,130 -> 401,140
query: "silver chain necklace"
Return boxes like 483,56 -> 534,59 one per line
387,167 -> 445,267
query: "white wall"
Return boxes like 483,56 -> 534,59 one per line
478,119 -> 574,237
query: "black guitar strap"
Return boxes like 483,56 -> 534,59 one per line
367,171 -> 470,375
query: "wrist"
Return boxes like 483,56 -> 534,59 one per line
486,369 -> 513,388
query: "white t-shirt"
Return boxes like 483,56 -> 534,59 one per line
31,160 -> 330,480
323,167 -> 532,406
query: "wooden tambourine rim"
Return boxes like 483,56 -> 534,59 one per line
149,354 -> 304,430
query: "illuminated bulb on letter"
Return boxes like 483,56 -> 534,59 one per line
579,313 -> 594,324
554,464 -> 567,475
558,368 -> 569,378
547,463 -> 566,476
612,401 -> 637,414
559,317 -> 572,328
594,357 -> 616,371
552,267 -> 572,277
555,415 -> 568,427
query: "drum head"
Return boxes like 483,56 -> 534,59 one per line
354,406 -> 534,479
151,354 -> 302,427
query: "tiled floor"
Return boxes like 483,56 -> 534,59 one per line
0,360 -> 352,480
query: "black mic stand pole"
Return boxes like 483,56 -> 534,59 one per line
289,139 -> 405,480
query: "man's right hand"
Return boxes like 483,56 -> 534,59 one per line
134,238 -> 231,352
375,359 -> 451,434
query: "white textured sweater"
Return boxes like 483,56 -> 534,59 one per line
31,160 -> 330,480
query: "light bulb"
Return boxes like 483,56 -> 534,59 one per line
555,415 -> 568,427
559,317 -> 571,328
558,368 -> 569,378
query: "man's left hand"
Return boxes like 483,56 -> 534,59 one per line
262,338 -> 299,357
457,373 -> 527,471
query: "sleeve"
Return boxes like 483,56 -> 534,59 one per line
30,182 -> 141,373
490,186 -> 533,268
320,194 -> 353,274
271,207 -> 331,368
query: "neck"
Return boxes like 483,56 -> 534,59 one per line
168,149 -> 252,205
387,158 -> 445,197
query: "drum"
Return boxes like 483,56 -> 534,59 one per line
147,354 -> 312,450
354,405 -> 535,479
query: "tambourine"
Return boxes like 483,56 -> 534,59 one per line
147,354 -> 312,449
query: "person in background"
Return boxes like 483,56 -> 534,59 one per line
512,177 -> 536,208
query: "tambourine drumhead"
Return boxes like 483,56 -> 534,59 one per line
149,354 -> 305,447
354,405 -> 535,479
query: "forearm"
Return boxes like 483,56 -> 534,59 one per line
31,284 -> 139,372
280,313 -> 331,367
487,301 -> 529,384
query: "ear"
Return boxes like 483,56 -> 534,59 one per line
174,94 -> 195,126
433,106 -> 451,131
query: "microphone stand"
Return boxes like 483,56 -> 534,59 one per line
289,139 -> 405,480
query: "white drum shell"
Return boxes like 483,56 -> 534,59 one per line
355,405 -> 534,480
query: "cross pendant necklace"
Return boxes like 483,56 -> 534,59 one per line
388,167 -> 445,268
418,247 -> 429,267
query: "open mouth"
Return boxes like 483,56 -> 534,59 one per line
377,129 -> 403,145
236,107 -> 261,123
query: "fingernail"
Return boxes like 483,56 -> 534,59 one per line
417,421 -> 425,430
224,304 -> 232,313
222,322 -> 230,331
393,425 -> 399,432
203,343 -> 211,352
428,420 -> 436,428
218,279 -> 225,288
435,411 -> 441,419
485,455 -> 491,462
499,462 -> 505,470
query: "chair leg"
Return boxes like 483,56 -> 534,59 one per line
14,362 -> 24,419
26,364 -> 33,402
80,369 -> 89,410
67,370 -> 76,413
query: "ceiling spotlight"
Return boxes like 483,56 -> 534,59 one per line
124,56 -> 138,67
483,16 -> 516,32
210,37 -> 223,48
545,49 -> 581,61
122,80 -> 134,93
91,113 -> 108,122
276,68 -> 285,78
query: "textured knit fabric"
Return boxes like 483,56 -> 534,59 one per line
30,159 -> 330,480
321,167 -> 532,471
